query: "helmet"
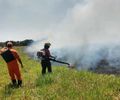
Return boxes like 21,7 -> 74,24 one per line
44,42 -> 51,49
44,42 -> 51,46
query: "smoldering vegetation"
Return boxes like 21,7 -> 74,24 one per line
26,42 -> 120,75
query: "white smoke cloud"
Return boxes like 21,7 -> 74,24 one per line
51,0 -> 120,46
26,0 -> 120,69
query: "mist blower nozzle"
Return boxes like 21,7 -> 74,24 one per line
37,51 -> 75,68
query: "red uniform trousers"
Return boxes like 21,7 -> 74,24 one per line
7,60 -> 21,80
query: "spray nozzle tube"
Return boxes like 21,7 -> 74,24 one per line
49,58 -> 70,66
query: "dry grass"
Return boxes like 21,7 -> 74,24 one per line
0,47 -> 120,100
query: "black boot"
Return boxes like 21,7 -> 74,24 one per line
18,80 -> 22,87
12,80 -> 17,87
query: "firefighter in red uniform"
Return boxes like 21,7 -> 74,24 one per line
0,41 -> 23,87
40,43 -> 55,75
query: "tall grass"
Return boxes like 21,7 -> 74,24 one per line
0,47 -> 120,100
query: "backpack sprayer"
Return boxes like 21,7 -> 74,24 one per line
37,51 -> 73,68
0,48 -> 15,63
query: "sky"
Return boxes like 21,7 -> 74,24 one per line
0,0 -> 120,44
0,0 -> 83,41
1,0 -> 120,68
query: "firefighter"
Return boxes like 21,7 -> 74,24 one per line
0,41 -> 23,87
40,42 -> 55,75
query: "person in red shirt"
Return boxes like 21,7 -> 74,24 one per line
0,41 -> 23,87
40,43 -> 55,75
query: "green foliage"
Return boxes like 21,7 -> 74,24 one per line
0,47 -> 120,100
0,39 -> 34,47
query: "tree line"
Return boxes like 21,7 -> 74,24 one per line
0,39 -> 34,47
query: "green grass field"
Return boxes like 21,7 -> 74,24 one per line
0,47 -> 120,100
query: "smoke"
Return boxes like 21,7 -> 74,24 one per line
26,0 -> 120,69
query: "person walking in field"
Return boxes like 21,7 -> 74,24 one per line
0,41 -> 23,87
37,42 -> 55,75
